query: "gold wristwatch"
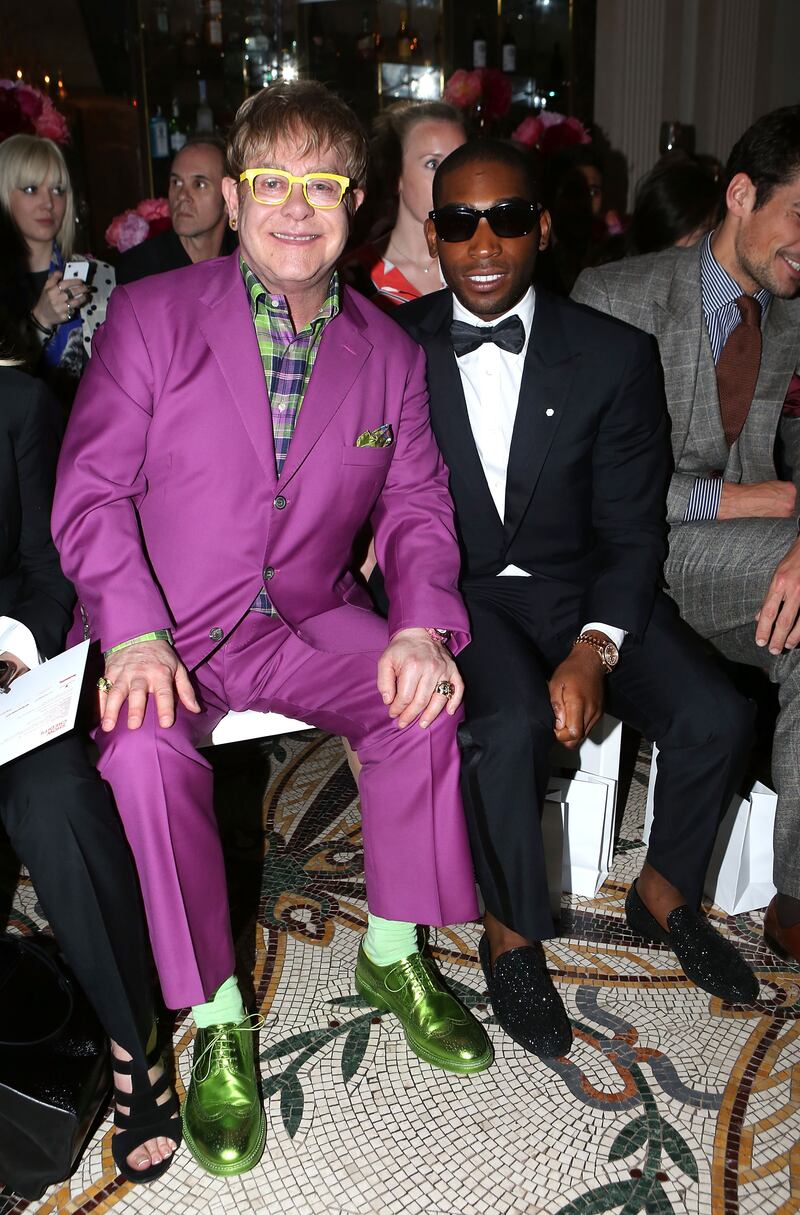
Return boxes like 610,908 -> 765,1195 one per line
573,632 -> 619,674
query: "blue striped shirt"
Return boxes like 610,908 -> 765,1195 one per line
684,234 -> 770,521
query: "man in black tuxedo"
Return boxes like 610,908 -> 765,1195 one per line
395,140 -> 760,1056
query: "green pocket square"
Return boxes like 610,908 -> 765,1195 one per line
356,424 -> 394,448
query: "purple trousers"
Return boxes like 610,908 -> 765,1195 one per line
95,611 -> 478,1008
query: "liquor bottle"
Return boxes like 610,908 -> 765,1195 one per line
204,0 -> 223,49
149,106 -> 169,159
373,14 -> 384,63
196,78 -> 214,133
168,98 -> 187,153
396,8 -> 412,62
152,1 -> 170,39
547,41 -> 566,107
472,18 -> 487,69
357,10 -> 374,61
501,24 -> 516,73
245,3 -> 272,91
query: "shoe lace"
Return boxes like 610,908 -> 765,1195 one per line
385,953 -> 440,1004
193,1013 -> 264,1083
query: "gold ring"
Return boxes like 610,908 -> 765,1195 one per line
97,676 -> 113,692
435,680 -> 455,698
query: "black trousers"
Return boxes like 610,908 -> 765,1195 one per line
456,579 -> 755,941
0,732 -> 154,1057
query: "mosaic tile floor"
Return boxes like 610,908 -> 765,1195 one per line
2,732 -> 799,1215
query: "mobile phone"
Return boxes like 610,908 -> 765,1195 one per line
0,661 -> 14,693
63,260 -> 91,283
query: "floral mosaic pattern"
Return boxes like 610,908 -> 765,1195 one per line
1,732 -> 798,1215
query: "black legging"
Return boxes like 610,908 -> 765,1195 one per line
1,731 -> 155,1059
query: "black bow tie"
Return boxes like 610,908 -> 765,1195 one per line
450,315 -> 526,358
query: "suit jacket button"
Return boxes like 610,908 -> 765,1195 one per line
274,495 -> 287,510
263,565 -> 275,581
209,627 -> 223,641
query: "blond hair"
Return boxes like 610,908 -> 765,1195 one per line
0,134 -> 76,259
227,81 -> 369,194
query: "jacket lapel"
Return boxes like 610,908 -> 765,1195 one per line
739,297 -> 800,479
654,245 -> 726,468
503,292 -> 576,542
198,254 -> 277,487
278,291 -> 372,486
417,293 -> 505,540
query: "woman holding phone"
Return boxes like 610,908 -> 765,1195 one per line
0,134 -> 114,407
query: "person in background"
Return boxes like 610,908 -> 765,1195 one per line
0,352 -> 180,1185
626,158 -> 722,255
342,100 -> 466,307
0,134 -> 114,408
116,136 -> 237,285
573,104 -> 800,965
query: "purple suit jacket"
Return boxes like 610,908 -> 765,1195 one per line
52,252 -> 469,669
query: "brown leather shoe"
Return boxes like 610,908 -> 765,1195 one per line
764,897 -> 800,964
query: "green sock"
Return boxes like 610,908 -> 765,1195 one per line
363,914 -> 418,967
192,975 -> 245,1029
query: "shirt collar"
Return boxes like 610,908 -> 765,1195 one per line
700,232 -> 771,318
452,285 -> 535,344
240,256 -> 341,330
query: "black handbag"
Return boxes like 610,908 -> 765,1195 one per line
0,933 -> 111,1201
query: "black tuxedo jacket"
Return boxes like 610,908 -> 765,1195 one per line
396,287 -> 672,639
116,226 -> 239,285
0,367 -> 73,657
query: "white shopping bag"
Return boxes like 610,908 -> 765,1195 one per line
643,746 -> 776,915
704,782 -> 777,915
543,771 -> 617,899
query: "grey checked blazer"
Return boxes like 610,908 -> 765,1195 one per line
572,245 -> 800,525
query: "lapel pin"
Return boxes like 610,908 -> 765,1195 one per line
545,408 -> 555,417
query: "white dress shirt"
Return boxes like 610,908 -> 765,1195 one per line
452,287 -> 625,651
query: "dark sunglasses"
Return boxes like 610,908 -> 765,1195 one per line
429,199 -> 543,242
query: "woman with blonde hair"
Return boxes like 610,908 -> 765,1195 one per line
0,134 -> 114,405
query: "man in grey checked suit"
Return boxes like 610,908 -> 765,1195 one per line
573,106 -> 800,961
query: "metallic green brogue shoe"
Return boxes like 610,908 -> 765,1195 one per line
182,1017 -> 266,1176
354,941 -> 493,1075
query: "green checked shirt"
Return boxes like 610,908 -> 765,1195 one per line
242,257 -> 340,614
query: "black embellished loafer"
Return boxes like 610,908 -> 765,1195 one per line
478,934 -> 572,1058
625,882 -> 759,1004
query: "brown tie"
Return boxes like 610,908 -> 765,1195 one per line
715,295 -> 762,446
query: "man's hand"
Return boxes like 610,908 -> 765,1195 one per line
99,639 -> 200,732
718,480 -> 797,520
755,534 -> 800,654
548,645 -> 605,749
377,627 -> 464,729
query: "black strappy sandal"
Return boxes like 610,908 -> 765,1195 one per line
111,1042 -> 182,1184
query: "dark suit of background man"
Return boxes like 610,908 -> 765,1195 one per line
572,105 -> 800,965
116,138 -> 238,285
396,140 -> 759,1059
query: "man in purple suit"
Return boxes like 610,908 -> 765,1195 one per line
52,81 -> 491,1178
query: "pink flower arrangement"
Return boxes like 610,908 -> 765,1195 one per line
444,69 -> 482,109
105,197 -> 171,253
444,68 -> 512,123
512,111 -> 591,156
0,79 -> 70,145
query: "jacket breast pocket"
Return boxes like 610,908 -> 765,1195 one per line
340,445 -> 393,468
